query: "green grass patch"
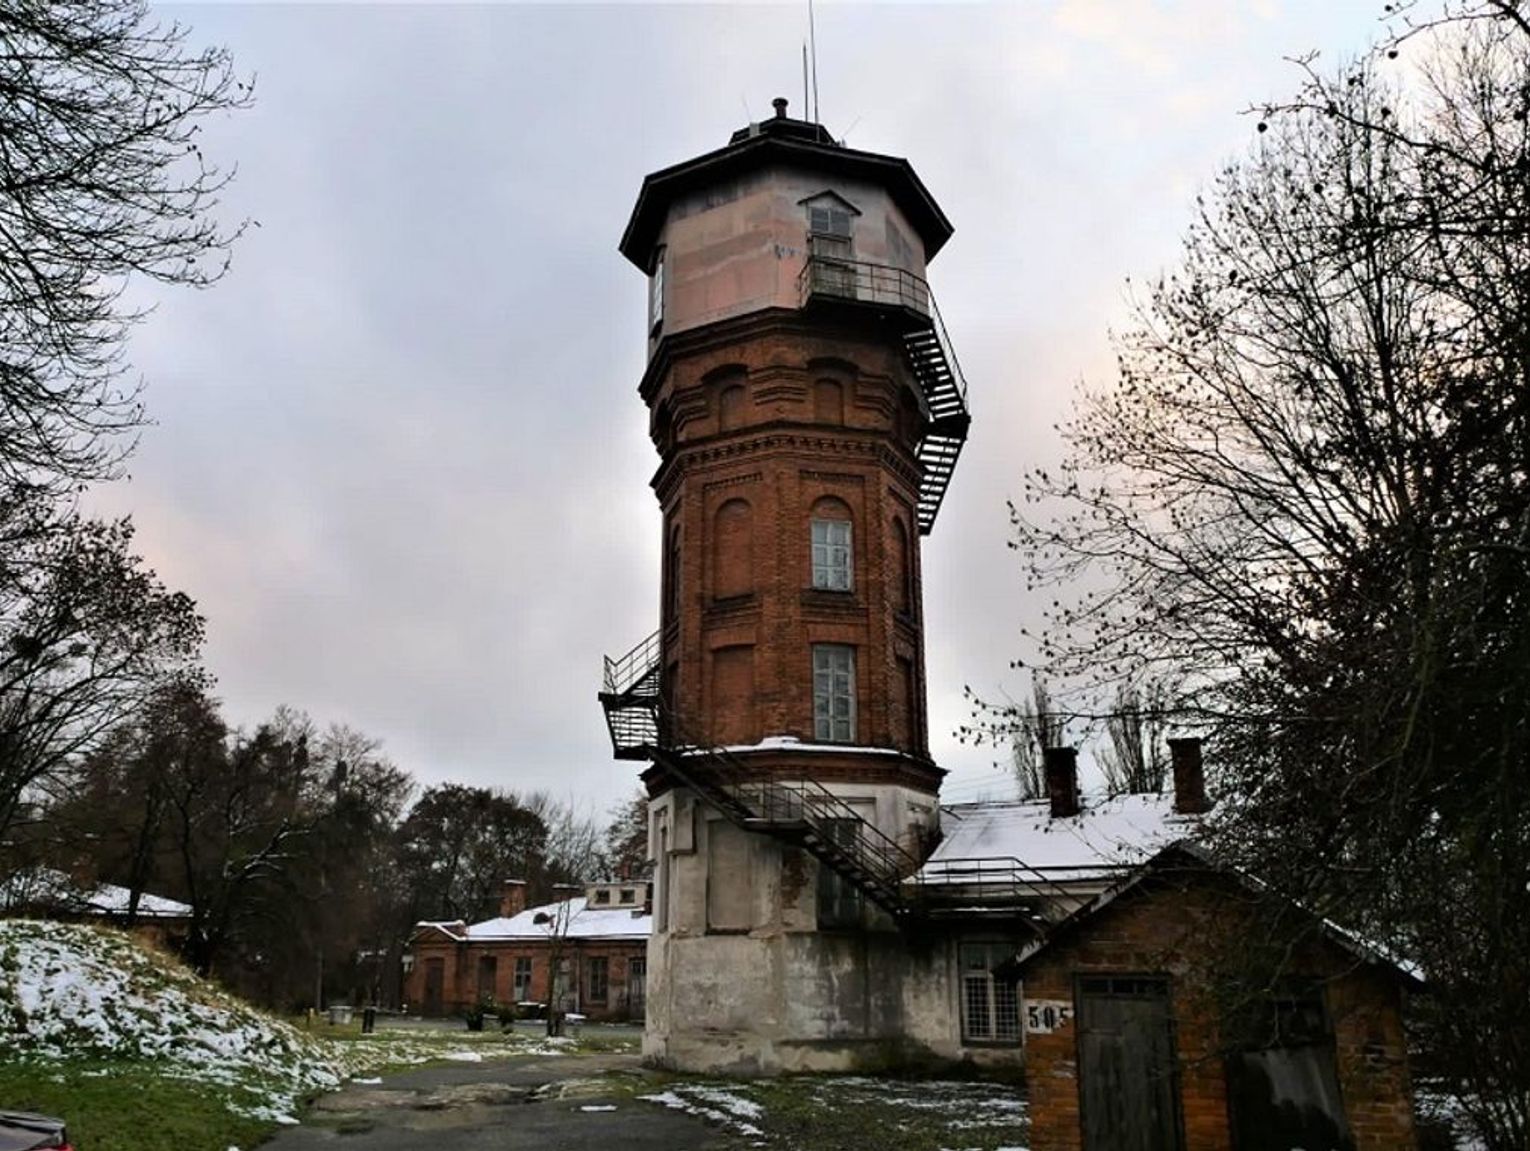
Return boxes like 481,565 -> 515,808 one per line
0,1060 -> 277,1151
634,1073 -> 1030,1151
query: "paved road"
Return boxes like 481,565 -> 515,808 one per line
260,1051 -> 738,1150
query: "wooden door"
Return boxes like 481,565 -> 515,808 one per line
1078,975 -> 1183,1151
423,957 -> 445,1016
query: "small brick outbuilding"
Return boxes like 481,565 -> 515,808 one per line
1011,842 -> 1421,1151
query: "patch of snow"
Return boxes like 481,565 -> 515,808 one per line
580,1104 -> 617,1112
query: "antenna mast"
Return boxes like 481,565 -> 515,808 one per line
802,43 -> 809,122
807,0 -> 820,123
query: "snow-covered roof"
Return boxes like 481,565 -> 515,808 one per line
417,895 -> 651,943
0,868 -> 191,919
919,793 -> 1205,884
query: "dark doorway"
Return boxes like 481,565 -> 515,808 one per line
423,957 -> 445,1016
1078,975 -> 1183,1151
1227,987 -> 1354,1151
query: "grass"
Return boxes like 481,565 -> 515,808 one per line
0,1060 -> 276,1151
632,1071 -> 1030,1151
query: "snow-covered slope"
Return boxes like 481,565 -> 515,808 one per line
0,918 -> 343,1121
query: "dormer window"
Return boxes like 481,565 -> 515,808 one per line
649,247 -> 665,333
808,203 -> 853,242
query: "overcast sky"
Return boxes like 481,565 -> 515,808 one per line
103,1 -> 1391,812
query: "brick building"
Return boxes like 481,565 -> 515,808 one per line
1012,841 -> 1420,1151
404,880 -> 650,1022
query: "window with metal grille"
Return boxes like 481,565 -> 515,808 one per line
960,942 -> 1021,1044
812,644 -> 856,743
513,956 -> 533,1002
811,518 -> 853,590
587,956 -> 609,1004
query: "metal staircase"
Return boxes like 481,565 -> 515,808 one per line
597,634 -> 1076,927
598,630 -> 924,918
798,255 -> 971,534
599,629 -> 663,760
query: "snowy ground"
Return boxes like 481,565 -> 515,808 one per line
0,919 -> 602,1127
638,1074 -> 1029,1151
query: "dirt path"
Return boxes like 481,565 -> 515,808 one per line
259,1051 -> 740,1150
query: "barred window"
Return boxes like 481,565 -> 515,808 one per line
960,942 -> 1021,1044
811,518 -> 853,591
812,644 -> 856,743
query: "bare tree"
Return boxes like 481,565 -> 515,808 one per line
1097,683 -> 1170,796
0,0 -> 249,493
0,516 -> 204,848
1003,680 -> 1065,800
988,5 -> 1530,1143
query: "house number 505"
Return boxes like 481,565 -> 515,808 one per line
1024,1001 -> 1073,1034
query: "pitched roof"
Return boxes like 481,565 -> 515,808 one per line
414,895 -> 651,944
1008,840 -> 1425,988
0,868 -> 191,920
919,792 -> 1203,884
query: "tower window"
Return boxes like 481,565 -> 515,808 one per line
811,518 -> 852,591
812,644 -> 856,743
808,204 -> 853,240
649,248 -> 665,333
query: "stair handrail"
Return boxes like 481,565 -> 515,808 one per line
603,629 -> 662,696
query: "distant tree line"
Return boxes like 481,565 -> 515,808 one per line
8,678 -> 647,1009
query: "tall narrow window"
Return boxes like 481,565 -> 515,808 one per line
649,247 -> 665,333
960,942 -> 1021,1044
807,201 -> 855,297
811,518 -> 852,591
816,819 -> 863,928
513,957 -> 533,1002
812,644 -> 856,743
587,956 -> 609,1005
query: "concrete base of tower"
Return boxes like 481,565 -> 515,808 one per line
642,928 -> 970,1075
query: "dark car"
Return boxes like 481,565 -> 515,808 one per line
0,1112 -> 70,1151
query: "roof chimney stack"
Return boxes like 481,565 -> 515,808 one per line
498,878 -> 527,919
772,97 -> 789,119
1169,738 -> 1211,815
1044,746 -> 1081,819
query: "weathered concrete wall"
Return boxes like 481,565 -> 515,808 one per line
644,782 -> 1032,1074
650,168 -> 927,346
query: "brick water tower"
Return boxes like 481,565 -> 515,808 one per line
600,98 -> 970,1072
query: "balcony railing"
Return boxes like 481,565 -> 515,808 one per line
797,254 -> 971,534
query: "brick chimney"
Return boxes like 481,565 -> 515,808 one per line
1044,746 -> 1081,819
1169,738 -> 1211,815
498,879 -> 528,919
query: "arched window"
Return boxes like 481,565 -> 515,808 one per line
892,517 -> 913,614
712,498 -> 753,600
809,497 -> 853,592
719,384 -> 747,432
665,523 -> 682,624
814,379 -> 844,425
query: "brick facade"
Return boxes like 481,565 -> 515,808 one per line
404,931 -> 647,1022
1019,867 -> 1417,1151
645,312 -> 934,768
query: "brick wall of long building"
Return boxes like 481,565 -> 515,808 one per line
404,933 -> 648,1022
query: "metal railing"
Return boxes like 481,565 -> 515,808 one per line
797,254 -> 969,410
907,855 -> 1083,913
603,629 -> 661,696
